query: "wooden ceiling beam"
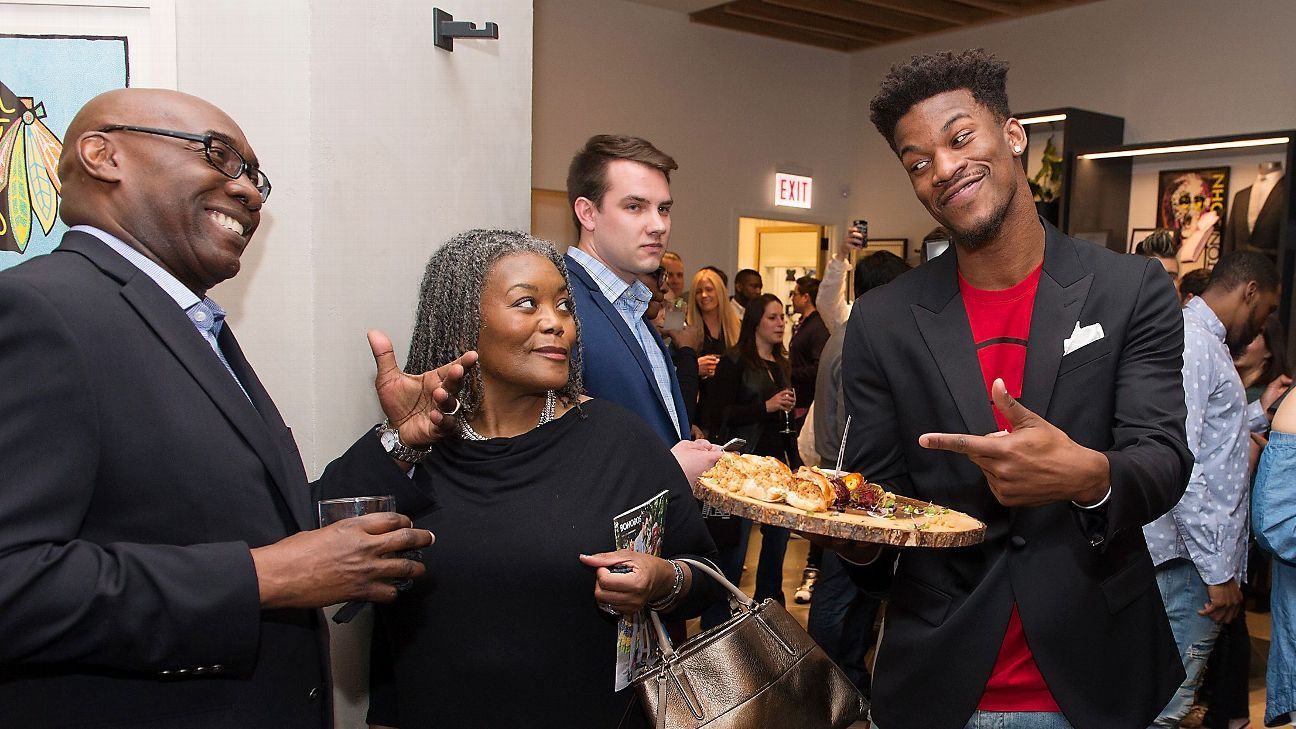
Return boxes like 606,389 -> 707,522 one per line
723,0 -> 903,43
850,0 -> 994,25
690,5 -> 865,51
763,0 -> 954,35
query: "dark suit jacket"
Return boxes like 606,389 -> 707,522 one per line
0,232 -> 421,728
842,221 -> 1191,729
565,253 -> 690,444
1221,175 -> 1285,260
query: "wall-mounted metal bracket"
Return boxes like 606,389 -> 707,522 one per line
434,7 -> 499,52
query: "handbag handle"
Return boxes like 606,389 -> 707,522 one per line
646,557 -> 757,660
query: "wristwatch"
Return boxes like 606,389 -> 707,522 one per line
374,420 -> 431,463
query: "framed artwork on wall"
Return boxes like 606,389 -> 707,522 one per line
1128,228 -> 1157,254
1157,166 -> 1228,237
0,0 -> 175,270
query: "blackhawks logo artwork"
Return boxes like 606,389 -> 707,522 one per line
0,80 -> 63,253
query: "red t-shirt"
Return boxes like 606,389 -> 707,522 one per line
959,263 -> 1060,713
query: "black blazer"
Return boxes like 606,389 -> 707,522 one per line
0,232 -> 421,728
842,221 -> 1191,729
1221,175 -> 1285,260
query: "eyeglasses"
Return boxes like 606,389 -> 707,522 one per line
653,266 -> 668,290
99,124 -> 272,202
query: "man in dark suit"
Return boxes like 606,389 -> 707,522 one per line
0,89 -> 468,728
829,50 -> 1192,729
562,135 -> 720,483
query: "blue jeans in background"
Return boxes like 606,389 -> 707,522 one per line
754,524 -> 789,604
700,520 -> 790,629
1150,558 -> 1223,728
806,550 -> 882,696
874,711 -> 1075,729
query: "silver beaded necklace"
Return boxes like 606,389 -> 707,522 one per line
459,390 -> 557,441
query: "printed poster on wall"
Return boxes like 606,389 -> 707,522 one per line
0,34 -> 128,270
1157,166 -> 1229,268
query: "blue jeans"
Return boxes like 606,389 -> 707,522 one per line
700,520 -> 790,629
874,711 -> 1075,729
701,518 -> 753,630
1150,558 -> 1222,728
806,550 -> 881,696
754,524 -> 789,603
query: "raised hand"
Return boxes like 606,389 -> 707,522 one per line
368,330 -> 478,449
918,378 -> 1109,507
251,513 -> 434,609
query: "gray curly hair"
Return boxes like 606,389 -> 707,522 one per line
406,229 -> 584,422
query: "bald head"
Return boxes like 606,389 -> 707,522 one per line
59,89 -> 248,219
59,88 -> 264,295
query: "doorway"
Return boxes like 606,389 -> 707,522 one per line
737,216 -> 826,341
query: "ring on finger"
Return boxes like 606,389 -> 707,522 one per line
442,398 -> 463,417
598,603 -> 618,615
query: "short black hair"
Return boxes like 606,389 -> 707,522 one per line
1134,229 -> 1179,259
701,265 -> 728,287
735,269 -> 761,286
1179,268 -> 1211,300
795,275 -> 821,307
854,250 -> 910,298
869,49 -> 1011,152
1206,251 -> 1279,294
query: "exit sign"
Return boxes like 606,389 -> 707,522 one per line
775,173 -> 812,209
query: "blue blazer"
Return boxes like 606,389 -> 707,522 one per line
565,253 -> 690,445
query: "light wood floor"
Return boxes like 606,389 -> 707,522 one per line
708,531 -> 1278,728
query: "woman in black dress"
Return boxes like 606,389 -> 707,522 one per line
364,230 -> 720,728
685,267 -> 740,434
698,293 -> 799,628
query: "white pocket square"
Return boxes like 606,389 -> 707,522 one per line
1063,321 -> 1105,356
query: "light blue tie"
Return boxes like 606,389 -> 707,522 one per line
187,298 -> 253,404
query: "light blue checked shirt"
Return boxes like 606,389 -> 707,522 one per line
1143,296 -> 1265,585
73,225 -> 252,403
567,247 -> 681,439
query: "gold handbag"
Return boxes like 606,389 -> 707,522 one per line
633,558 -> 866,729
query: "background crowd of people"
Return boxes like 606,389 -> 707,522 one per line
4,46 -> 1296,729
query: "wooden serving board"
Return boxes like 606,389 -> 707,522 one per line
693,479 -> 986,548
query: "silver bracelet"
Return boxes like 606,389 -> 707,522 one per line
648,559 -> 685,612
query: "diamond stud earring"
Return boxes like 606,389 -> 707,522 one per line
1013,145 -> 1022,154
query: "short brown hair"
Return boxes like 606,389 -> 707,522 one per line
566,134 -> 678,232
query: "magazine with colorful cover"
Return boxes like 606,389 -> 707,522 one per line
613,489 -> 669,691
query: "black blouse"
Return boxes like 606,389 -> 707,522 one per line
366,399 -> 720,728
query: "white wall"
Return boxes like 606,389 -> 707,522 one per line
175,1 -> 533,725
533,0 -> 851,280
844,0 -> 1296,249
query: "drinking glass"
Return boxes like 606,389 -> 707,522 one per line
317,495 -> 400,624
779,388 -> 797,434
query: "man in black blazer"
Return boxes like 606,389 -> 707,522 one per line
829,51 -> 1192,729
0,89 -> 467,728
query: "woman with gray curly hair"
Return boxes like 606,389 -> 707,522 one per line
365,229 -> 720,729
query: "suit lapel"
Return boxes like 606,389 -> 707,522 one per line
1256,175 -> 1285,228
63,234 -> 300,528
566,255 -> 676,417
219,327 -> 313,531
912,249 -> 998,437
1020,222 -> 1093,420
